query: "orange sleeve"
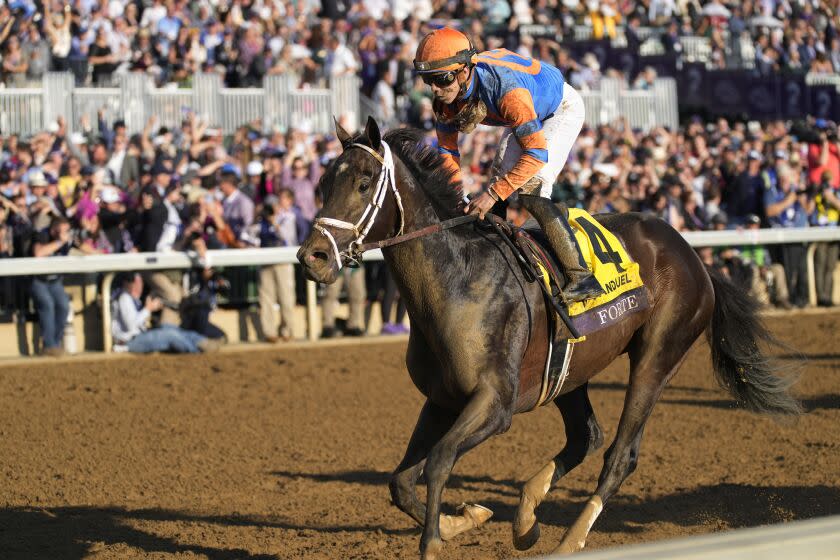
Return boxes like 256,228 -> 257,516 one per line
493,88 -> 548,200
436,122 -> 462,184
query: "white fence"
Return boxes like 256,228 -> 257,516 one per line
0,72 -> 362,136
1,71 -> 680,137
579,78 -> 679,131
0,226 -> 838,352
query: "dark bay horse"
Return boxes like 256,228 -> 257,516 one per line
297,117 -> 800,559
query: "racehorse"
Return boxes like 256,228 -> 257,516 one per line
297,117 -> 801,559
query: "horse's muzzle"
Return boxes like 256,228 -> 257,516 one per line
297,240 -> 340,284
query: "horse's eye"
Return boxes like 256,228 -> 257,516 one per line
358,177 -> 371,193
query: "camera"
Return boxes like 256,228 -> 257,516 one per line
790,119 -> 839,144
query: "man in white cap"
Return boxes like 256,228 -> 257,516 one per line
242,160 -> 263,201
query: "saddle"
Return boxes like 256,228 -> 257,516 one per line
484,212 -> 650,409
483,215 -> 571,327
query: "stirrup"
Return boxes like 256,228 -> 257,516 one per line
562,275 -> 605,304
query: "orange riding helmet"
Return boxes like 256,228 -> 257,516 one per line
413,27 -> 477,74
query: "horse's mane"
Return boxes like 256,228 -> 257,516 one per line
383,128 -> 464,219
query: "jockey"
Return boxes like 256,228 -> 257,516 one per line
414,27 -> 604,304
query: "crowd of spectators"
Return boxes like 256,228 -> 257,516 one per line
1,0 -> 839,90
0,0 -> 839,356
2,102 -> 839,354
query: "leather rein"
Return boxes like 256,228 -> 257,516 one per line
312,140 -> 478,268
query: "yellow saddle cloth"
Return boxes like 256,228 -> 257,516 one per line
550,208 -> 649,339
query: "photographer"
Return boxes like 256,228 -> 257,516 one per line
763,168 -> 815,308
112,272 -> 221,354
174,202 -> 227,341
806,122 -> 840,307
31,216 -> 72,357
812,170 -> 840,306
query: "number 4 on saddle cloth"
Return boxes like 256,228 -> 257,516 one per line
495,208 -> 649,408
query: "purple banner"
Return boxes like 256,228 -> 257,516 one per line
571,287 -> 650,336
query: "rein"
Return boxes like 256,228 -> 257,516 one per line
312,140 -> 477,267
355,214 -> 478,253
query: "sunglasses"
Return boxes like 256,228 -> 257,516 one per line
421,71 -> 458,88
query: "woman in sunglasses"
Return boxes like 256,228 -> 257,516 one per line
414,27 -> 603,304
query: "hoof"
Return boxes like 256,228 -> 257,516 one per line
512,518 -> 540,551
421,537 -> 443,560
552,541 -> 584,556
439,503 -> 493,541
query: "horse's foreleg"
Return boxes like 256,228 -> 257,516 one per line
390,400 -> 456,526
513,384 -> 603,551
391,400 -> 495,542
419,386 -> 507,560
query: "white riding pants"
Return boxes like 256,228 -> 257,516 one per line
492,82 -> 586,198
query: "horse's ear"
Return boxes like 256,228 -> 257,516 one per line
334,116 -> 352,148
363,116 -> 381,151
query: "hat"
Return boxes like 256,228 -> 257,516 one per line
220,163 -> 241,177
81,164 -> 94,175
246,161 -> 263,176
745,214 -> 761,225
747,150 -> 762,161
151,161 -> 172,176
413,27 -> 475,74
100,186 -> 121,204
711,212 -> 728,225
774,149 -> 787,161
70,132 -> 87,144
28,171 -> 48,187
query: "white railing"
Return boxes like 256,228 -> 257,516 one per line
0,88 -> 43,134
580,78 -> 679,131
563,514 -> 840,559
72,87 -> 122,131
0,72 -> 360,136
1,226 -> 838,352
0,72 -> 680,136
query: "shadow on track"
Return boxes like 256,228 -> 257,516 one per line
470,483 -> 840,536
0,506 -> 416,560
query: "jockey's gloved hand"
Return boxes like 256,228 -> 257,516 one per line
465,190 -> 497,219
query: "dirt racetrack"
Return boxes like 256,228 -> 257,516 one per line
1,311 -> 838,560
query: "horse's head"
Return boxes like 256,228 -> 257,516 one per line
297,117 -> 404,284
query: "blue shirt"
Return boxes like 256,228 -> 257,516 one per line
763,185 -> 809,228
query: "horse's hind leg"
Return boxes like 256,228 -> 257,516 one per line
552,318 -> 702,554
390,399 -> 494,541
513,383 -> 603,551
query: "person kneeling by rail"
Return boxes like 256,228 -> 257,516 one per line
111,272 -> 221,354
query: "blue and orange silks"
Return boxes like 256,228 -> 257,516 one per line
434,49 -> 566,200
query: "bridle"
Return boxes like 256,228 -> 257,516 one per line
311,139 -> 480,270
312,141 -> 405,269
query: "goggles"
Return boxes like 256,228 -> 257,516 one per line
421,70 -> 459,88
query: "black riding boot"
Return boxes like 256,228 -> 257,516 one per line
519,195 -> 605,304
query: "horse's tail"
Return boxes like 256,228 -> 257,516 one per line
705,267 -> 802,417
